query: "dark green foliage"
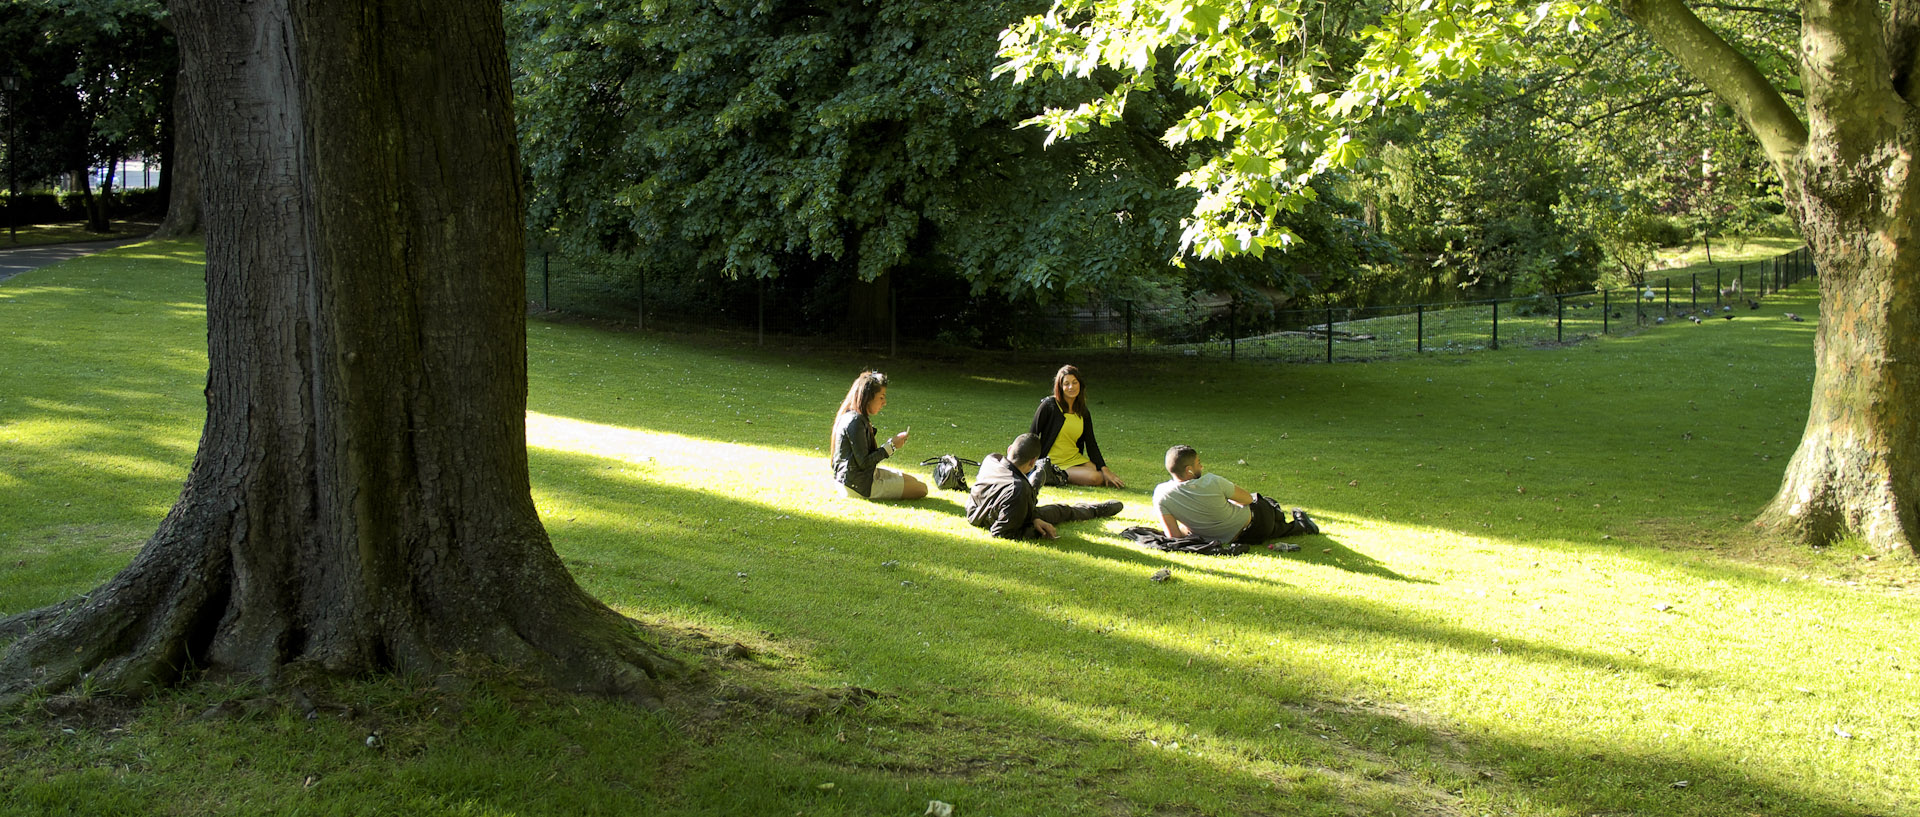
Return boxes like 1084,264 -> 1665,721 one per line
0,1 -> 174,229
0,189 -> 161,224
1345,20 -> 1792,304
512,0 -> 1183,290
509,0 -> 1378,339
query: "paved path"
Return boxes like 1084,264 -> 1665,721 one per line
0,238 -> 147,285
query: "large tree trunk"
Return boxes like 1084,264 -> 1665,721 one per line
71,169 -> 96,228
152,40 -> 201,239
1754,122 -> 1920,552
1623,0 -> 1920,554
88,154 -> 115,232
1,0 -> 672,705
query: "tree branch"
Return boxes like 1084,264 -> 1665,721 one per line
1689,3 -> 1799,21
1571,88 -> 1713,129
1619,0 -> 1808,166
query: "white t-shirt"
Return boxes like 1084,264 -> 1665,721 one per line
1152,472 -> 1250,542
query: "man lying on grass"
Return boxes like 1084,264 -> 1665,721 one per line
966,433 -> 1122,539
1153,445 -> 1318,549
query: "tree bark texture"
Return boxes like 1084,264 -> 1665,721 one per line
1,0 -> 671,704
152,48 -> 202,239
1621,0 -> 1920,553
1758,0 -> 1920,553
1757,30 -> 1920,551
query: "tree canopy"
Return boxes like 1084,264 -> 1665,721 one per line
508,0 -> 1394,331
0,0 -> 173,200
1000,0 -> 1920,553
996,0 -> 1617,261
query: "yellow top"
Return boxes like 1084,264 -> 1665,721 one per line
1048,411 -> 1090,468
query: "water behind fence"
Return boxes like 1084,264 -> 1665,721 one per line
526,245 -> 1814,361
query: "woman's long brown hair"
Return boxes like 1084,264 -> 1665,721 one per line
830,370 -> 888,450
1051,364 -> 1089,418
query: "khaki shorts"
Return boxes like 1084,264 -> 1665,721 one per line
844,466 -> 907,500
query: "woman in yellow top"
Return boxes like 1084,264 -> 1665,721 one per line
1027,365 -> 1125,488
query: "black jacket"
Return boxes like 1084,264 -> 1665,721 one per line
831,410 -> 889,497
965,453 -> 1050,539
1028,396 -> 1106,470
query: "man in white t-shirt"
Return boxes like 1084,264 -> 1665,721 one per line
1152,445 -> 1318,546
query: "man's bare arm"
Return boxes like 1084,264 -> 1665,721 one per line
1161,512 -> 1191,538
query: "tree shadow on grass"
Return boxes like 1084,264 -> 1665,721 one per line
2,427 -> 1884,817
1269,533 -> 1434,584
534,438 -> 1721,687
521,443 -> 1889,817
1038,528 -> 1300,590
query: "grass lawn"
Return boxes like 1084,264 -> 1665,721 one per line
3,241 -> 1916,817
1652,236 -> 1805,274
0,220 -> 159,249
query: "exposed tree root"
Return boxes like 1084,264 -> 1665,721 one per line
1,525 -> 681,710
1757,438 -> 1920,556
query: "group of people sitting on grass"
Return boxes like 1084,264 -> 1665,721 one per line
828,365 -> 1320,548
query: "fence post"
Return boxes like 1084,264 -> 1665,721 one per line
1555,295 -> 1563,343
1715,269 -> 1722,308
1229,301 -> 1237,362
1417,305 -> 1425,353
541,250 -> 551,311
1125,302 -> 1133,354
1603,290 -> 1610,335
1325,303 -> 1334,364
1491,300 -> 1499,350
1691,273 -> 1698,312
1664,279 -> 1671,316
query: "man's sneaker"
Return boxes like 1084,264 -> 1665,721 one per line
1269,543 -> 1301,552
1090,500 -> 1124,518
1291,508 -> 1320,536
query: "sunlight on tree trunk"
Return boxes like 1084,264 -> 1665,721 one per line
1757,206 -> 1920,552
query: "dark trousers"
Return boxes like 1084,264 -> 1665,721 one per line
1033,502 -> 1108,526
1232,494 -> 1309,544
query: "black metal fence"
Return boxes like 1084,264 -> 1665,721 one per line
1107,245 -> 1817,363
525,245 -> 1815,361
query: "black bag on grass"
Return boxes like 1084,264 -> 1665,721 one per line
920,455 -> 980,491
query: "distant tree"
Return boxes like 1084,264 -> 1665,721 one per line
0,6 -> 92,193
1,0 -> 668,703
1343,20 -> 1786,301
1,1 -> 176,229
1001,0 -> 1920,553
508,0 -> 1373,338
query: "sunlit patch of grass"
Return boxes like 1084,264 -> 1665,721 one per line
1653,236 -> 1804,273
5,244 -> 1916,816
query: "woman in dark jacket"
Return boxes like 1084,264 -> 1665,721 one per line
830,370 -> 926,500
1028,364 -> 1126,488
